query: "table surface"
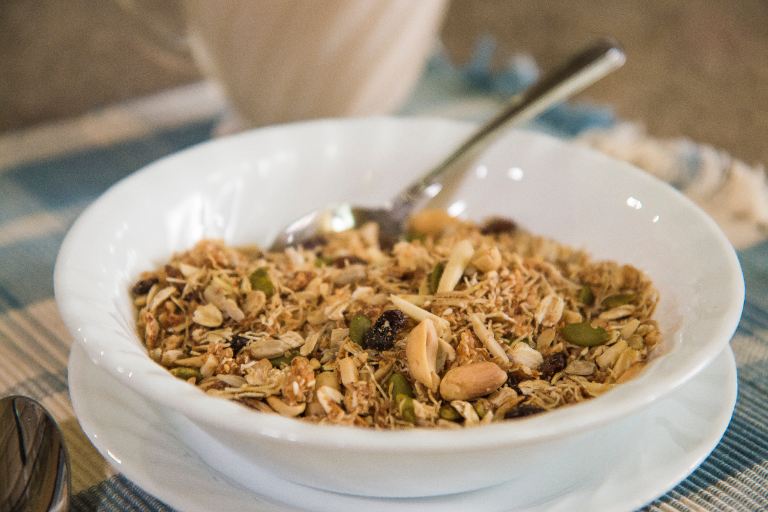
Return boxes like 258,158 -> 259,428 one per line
0,76 -> 766,511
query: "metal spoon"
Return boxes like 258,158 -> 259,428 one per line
0,395 -> 70,512
270,38 -> 625,251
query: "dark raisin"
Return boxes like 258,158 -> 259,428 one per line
362,310 -> 406,351
301,235 -> 327,249
333,255 -> 368,268
229,335 -> 249,355
164,264 -> 183,278
480,217 -> 517,235
539,352 -> 568,380
504,404 -> 545,419
131,277 -> 158,295
184,289 -> 203,303
506,372 -> 527,393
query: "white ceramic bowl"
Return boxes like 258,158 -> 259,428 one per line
55,118 -> 744,499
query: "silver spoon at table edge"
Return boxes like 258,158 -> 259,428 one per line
0,395 -> 70,512
269,38 -> 625,251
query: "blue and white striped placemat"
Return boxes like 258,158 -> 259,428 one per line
1,48 -> 766,511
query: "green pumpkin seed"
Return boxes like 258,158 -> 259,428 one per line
349,314 -> 372,345
170,367 -> 200,381
561,322 -> 610,347
249,267 -> 275,297
578,285 -> 595,306
428,262 -> 445,294
404,231 -> 426,242
398,395 -> 416,423
269,351 -> 295,368
388,372 -> 414,401
439,404 -> 461,421
601,293 -> 635,308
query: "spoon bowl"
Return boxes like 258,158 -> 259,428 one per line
0,395 -> 70,512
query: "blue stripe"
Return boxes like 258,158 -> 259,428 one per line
3,370 -> 67,397
0,232 -> 66,311
72,475 -> 175,512
0,120 -> 214,223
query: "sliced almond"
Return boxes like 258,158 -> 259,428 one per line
192,303 -> 223,327
149,286 -> 176,313
470,313 -> 509,363
616,361 -> 646,383
437,239 -> 474,293
299,331 -> 320,357
266,396 -> 306,417
596,339 -> 628,369
204,284 -> 245,322
611,347 -> 641,380
316,385 -> 344,414
621,318 -> 641,339
450,400 -> 480,426
405,319 -> 441,392
373,360 -> 394,383
249,333 -> 305,359
243,290 -> 266,317
174,354 -> 206,367
564,359 -> 596,376
436,339 -> 456,372
338,357 -> 359,387
535,294 -> 565,326
536,328 -> 556,352
599,304 -> 636,321
390,295 -> 450,335
200,354 -> 219,378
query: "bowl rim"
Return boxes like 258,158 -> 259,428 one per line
55,116 -> 745,451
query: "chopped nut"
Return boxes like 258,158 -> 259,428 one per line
408,208 -> 460,235
471,246 -> 502,273
509,342 -> 544,370
131,213 -> 659,430
439,362 -> 507,401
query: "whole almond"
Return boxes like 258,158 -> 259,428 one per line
439,362 -> 507,401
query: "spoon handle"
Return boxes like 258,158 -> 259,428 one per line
389,37 -> 626,216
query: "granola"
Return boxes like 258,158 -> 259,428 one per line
131,210 -> 660,429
